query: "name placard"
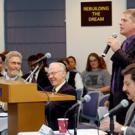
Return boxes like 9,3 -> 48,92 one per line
81,1 -> 112,26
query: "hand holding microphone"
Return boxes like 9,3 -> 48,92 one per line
102,33 -> 118,57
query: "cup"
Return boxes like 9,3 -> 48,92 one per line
57,118 -> 68,133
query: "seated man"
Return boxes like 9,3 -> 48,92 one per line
0,51 -> 24,111
100,63 -> 135,135
45,62 -> 77,130
22,54 -> 51,90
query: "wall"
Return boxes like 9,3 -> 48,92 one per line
0,0 -> 127,73
4,0 -> 66,73
0,0 -> 4,52
66,0 -> 126,73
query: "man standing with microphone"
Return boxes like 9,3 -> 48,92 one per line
105,8 -> 135,125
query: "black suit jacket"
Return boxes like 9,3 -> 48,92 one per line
109,38 -> 135,124
22,69 -> 51,90
45,82 -> 77,130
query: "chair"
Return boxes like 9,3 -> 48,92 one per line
78,91 -> 102,128
98,94 -> 110,107
98,94 -> 110,120
76,89 -> 83,101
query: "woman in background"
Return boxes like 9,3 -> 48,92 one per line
82,52 -> 111,94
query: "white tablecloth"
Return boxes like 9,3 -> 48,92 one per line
18,129 -> 107,135
0,113 -> 8,131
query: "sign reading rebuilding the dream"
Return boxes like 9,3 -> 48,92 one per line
81,1 -> 112,26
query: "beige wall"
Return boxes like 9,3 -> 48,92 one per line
0,0 -> 126,73
66,0 -> 126,73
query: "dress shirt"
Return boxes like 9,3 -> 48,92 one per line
28,69 -> 40,82
4,72 -> 18,80
54,80 -> 66,93
122,35 -> 135,51
66,72 -> 83,90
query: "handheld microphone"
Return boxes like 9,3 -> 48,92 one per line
33,52 -> 51,65
100,99 -> 129,121
102,33 -> 118,57
64,94 -> 91,116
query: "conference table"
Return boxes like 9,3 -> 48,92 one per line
18,129 -> 107,135
0,81 -> 75,135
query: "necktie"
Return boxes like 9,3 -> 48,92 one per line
122,40 -> 129,51
51,87 -> 55,92
32,73 -> 36,83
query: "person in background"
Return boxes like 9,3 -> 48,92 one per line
100,63 -> 135,135
0,53 -> 6,76
82,52 -> 111,94
58,58 -> 84,91
67,56 -> 77,72
107,8 -> 135,124
0,51 -> 24,111
22,54 -> 51,90
45,62 -> 77,130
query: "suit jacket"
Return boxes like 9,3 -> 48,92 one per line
109,38 -> 135,124
45,82 -> 77,130
22,69 -> 51,90
123,102 -> 135,135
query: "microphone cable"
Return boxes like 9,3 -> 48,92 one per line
97,112 -> 100,135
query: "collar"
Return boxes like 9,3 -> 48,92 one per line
28,69 -> 40,82
5,72 -> 18,80
55,80 -> 66,93
126,35 -> 135,45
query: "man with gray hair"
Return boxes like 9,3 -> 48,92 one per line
0,51 -> 24,111
45,62 -> 77,130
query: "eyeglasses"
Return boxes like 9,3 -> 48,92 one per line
9,61 -> 22,66
89,59 -> 98,63
47,71 -> 62,77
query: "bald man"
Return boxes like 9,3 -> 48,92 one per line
45,62 -> 77,130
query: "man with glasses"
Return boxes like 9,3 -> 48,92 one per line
0,51 -> 24,111
0,51 -> 24,134
45,62 -> 77,130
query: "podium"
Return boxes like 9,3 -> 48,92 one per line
0,80 -> 75,135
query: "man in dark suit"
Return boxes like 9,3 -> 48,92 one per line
100,63 -> 135,135
22,54 -> 51,90
45,62 -> 77,130
107,8 -> 135,124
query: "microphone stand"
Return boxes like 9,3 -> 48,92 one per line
74,107 -> 78,135
25,65 -> 39,82
109,115 -> 114,135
